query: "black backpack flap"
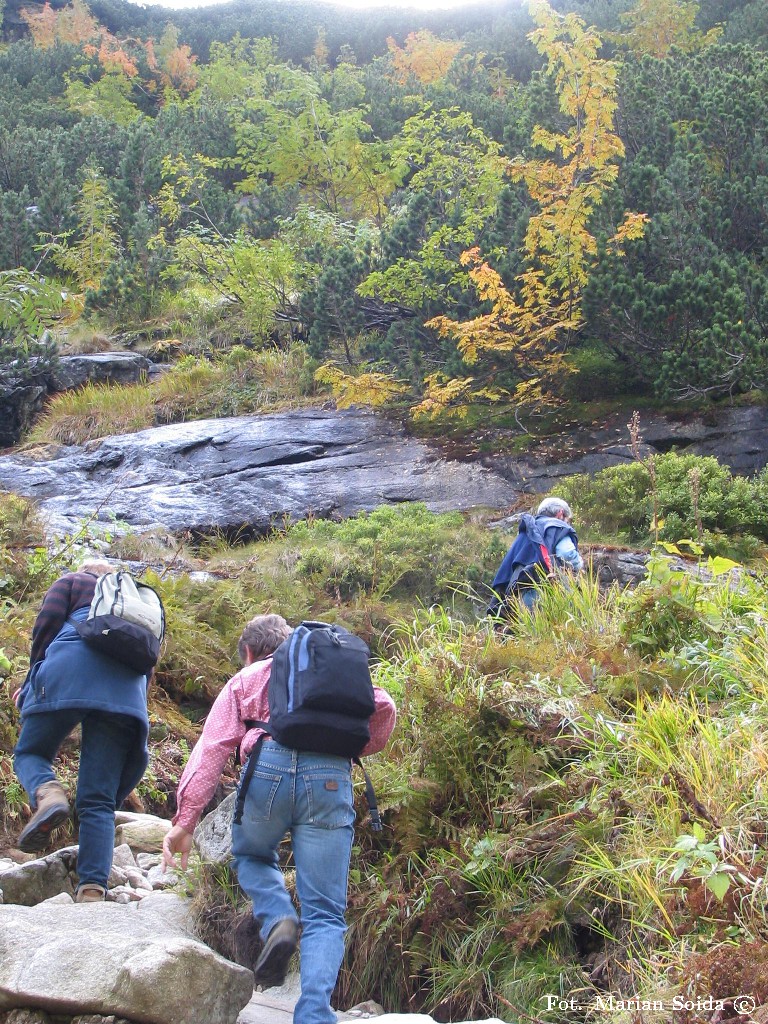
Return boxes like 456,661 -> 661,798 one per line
267,707 -> 371,758
73,614 -> 160,675
298,628 -> 374,717
267,621 -> 375,758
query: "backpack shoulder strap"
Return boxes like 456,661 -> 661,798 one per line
354,757 -> 382,832
540,521 -> 577,564
233,719 -> 270,824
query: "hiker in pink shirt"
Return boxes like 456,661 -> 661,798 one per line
163,613 -> 396,1024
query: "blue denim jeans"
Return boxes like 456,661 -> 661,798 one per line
231,740 -> 355,1024
14,709 -> 142,888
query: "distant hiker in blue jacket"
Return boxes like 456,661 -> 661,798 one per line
488,496 -> 584,616
13,558 -> 150,902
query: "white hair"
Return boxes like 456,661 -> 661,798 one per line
78,558 -> 114,576
537,497 -> 573,519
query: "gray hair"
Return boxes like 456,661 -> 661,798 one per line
536,497 -> 573,520
238,614 -> 292,664
78,558 -> 114,576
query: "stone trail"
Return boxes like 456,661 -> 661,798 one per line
0,810 -> 507,1024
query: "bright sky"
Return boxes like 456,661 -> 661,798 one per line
132,0 -> 488,10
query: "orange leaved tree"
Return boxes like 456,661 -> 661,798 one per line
422,0 -> 648,420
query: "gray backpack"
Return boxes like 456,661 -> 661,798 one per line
71,571 -> 165,675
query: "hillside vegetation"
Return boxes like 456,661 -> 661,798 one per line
3,0 -> 768,1019
1,0 -> 767,431
2,462 -> 768,1021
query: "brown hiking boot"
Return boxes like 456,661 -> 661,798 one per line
253,918 -> 299,988
17,781 -> 70,853
75,883 -> 107,903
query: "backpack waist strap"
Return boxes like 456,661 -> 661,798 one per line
232,723 -> 381,831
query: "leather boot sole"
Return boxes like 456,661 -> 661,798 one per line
17,804 -> 70,853
253,919 -> 299,988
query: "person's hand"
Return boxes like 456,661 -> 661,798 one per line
162,824 -> 194,872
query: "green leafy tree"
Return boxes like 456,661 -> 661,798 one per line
46,164 -> 121,293
360,105 -> 505,309
0,269 -> 62,383
65,68 -> 143,126
233,60 -> 396,221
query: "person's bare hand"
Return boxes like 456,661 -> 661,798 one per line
162,825 -> 194,872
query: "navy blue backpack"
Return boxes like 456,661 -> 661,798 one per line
487,514 -> 572,615
233,622 -> 382,829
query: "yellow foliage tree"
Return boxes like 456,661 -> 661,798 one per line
386,30 -> 463,86
422,0 -> 648,421
314,364 -> 409,409
45,165 -> 121,301
614,0 -> 722,58
155,24 -> 199,97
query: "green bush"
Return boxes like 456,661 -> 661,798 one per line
560,452 -> 768,547
288,504 -> 504,605
562,343 -> 643,401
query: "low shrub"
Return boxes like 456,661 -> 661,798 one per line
289,504 -> 505,606
560,452 -> 768,548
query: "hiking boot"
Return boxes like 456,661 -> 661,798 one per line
75,883 -> 107,903
253,918 -> 299,988
17,781 -> 70,853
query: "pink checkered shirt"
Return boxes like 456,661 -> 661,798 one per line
173,657 -> 397,832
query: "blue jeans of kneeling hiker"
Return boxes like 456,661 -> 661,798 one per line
14,709 -> 142,888
231,740 -> 355,1024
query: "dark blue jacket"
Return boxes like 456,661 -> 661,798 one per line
491,514 -> 579,595
19,606 -> 150,803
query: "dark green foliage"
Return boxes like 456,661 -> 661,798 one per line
0,188 -> 37,272
585,44 -> 768,399
84,256 -> 157,320
561,342 -> 644,402
560,452 -> 768,546
303,246 -> 369,363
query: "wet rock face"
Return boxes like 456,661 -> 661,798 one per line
50,352 -> 152,392
482,405 -> 768,490
0,380 -> 49,451
0,353 -> 152,451
0,408 -> 512,538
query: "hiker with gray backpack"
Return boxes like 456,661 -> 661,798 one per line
12,559 -> 164,901
162,613 -> 396,1024
487,496 -> 584,617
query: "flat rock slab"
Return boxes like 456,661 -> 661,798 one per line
0,408 -> 511,537
0,895 -> 253,1024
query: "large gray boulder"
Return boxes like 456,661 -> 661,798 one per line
51,353 -> 151,392
194,793 -> 236,867
0,408 -> 511,538
0,894 -> 253,1024
484,405 -> 768,489
0,847 -> 78,906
